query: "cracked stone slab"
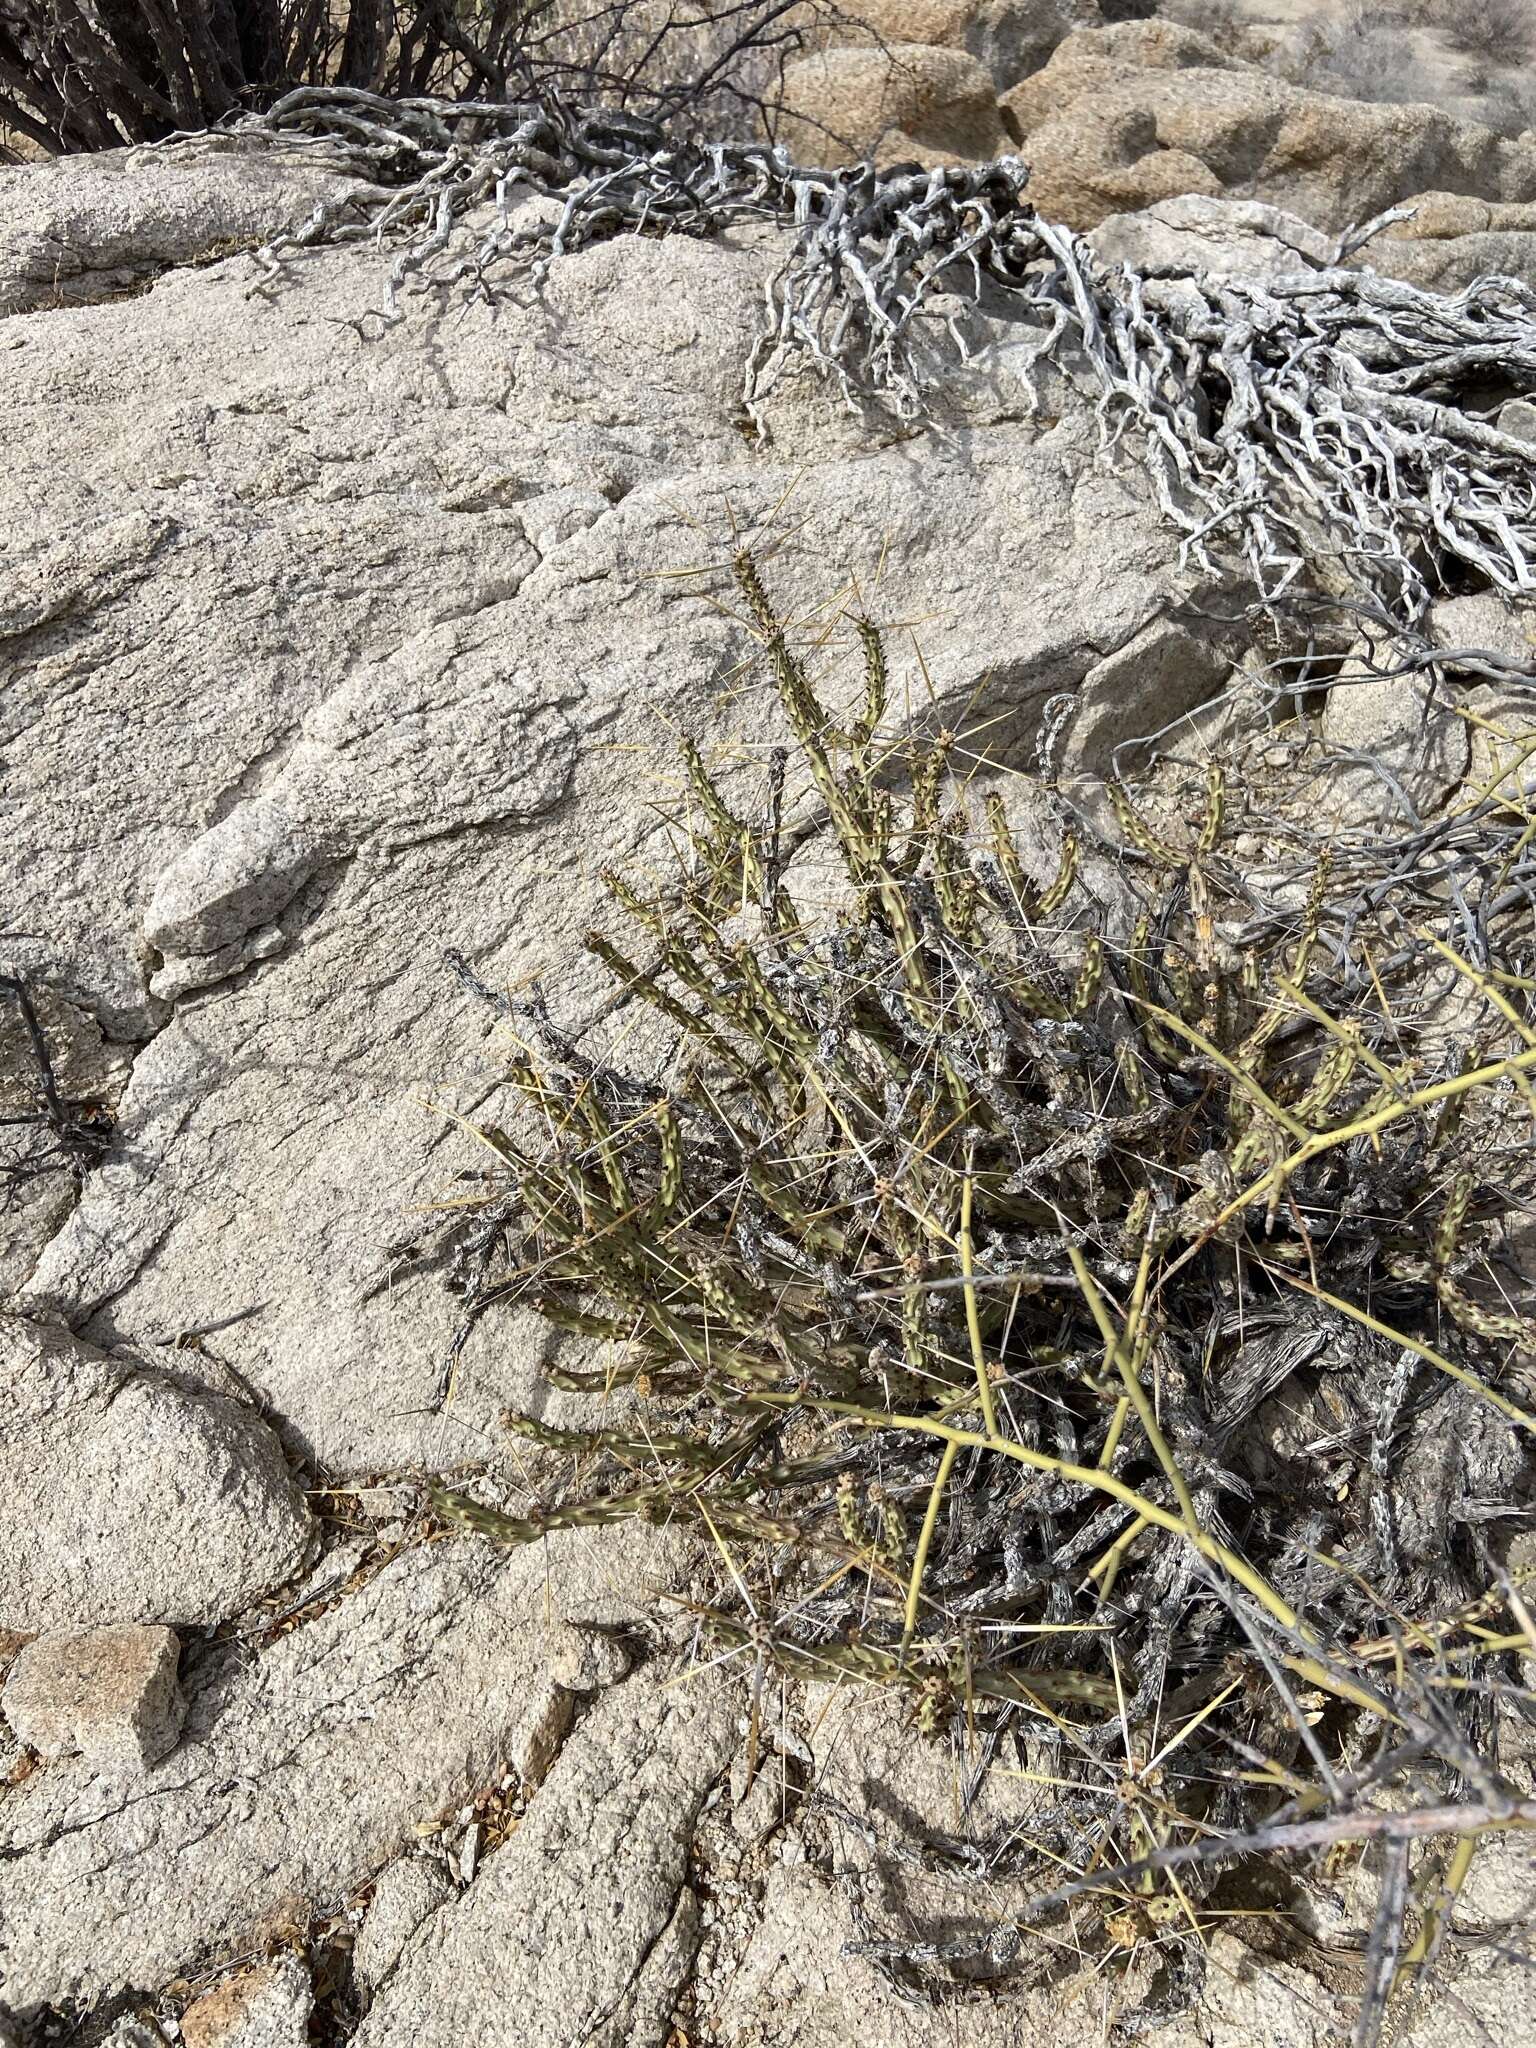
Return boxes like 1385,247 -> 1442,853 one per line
353,1856 -> 455,2004
0,1527 -> 679,2013
18,427 -> 1213,1476
1090,193 -> 1337,283
354,1669 -> 736,2048
0,224 -> 763,1039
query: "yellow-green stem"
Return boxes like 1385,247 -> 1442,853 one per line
902,1438 -> 960,1648
1175,1045 -> 1536,1277
1069,1246 -> 1201,1533
745,1389 -> 1386,1714
960,1172 -> 1001,1440
1126,995 -> 1310,1138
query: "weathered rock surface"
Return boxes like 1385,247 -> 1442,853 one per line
821,0 -> 1102,90
1091,191 -> 1337,281
1090,181 -> 1536,318
717,1862 -> 1059,2048
2,1623 -> 184,1773
0,1316 -> 313,1631
1139,1932 -> 1343,2047
180,1955 -> 313,2048
1432,593 -> 1536,671
1004,19 -> 1245,140
1063,611 -> 1238,772
1374,193 -> 1536,294
353,1672 -> 735,2048
0,1529 -> 671,2011
1016,28 -> 1536,232
778,42 -> 1009,165
0,145 -> 372,317
352,1857 -> 455,2003
1394,1954 -> 1536,2048
721,1862 -> 1344,2047
1321,657 -> 1470,828
1460,682 -> 1536,812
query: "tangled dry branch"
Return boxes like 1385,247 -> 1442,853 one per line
0,973 -> 113,1211
206,87 -> 1536,626
0,1 -> 829,156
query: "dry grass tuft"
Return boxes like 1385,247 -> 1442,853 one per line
1424,0 -> 1536,70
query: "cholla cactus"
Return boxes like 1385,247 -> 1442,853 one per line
433,552 -> 1536,2012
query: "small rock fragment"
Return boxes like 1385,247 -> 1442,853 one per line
545,1620 -> 634,1692
180,1955 -> 312,2048
352,1483 -> 418,1525
511,1680 -> 575,1790
144,798 -> 320,960
3,1624 -> 184,1774
148,920 -> 286,1002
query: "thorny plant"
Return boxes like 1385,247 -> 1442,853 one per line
427,555 -> 1536,2036
202,89 -> 1536,625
